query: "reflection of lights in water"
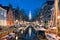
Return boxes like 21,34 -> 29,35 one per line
29,28 -> 31,37
29,11 -> 32,20
21,30 -> 23,34
16,36 -> 18,40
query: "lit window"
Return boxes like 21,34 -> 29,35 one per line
1,12 -> 3,15
4,12 -> 6,17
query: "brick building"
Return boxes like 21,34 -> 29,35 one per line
7,7 -> 14,26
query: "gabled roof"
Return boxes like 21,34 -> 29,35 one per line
2,6 -> 9,10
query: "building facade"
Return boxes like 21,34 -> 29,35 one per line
0,6 -> 7,26
7,7 -> 14,26
40,1 -> 54,26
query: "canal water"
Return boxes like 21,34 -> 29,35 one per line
18,25 -> 48,40
24,25 -> 39,40
18,25 -> 39,40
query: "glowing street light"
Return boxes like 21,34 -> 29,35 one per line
16,20 -> 18,22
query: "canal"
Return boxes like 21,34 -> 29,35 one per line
17,25 -> 48,40
0,25 -> 48,40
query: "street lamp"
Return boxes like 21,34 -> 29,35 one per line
16,20 -> 18,22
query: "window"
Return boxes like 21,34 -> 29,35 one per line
4,12 -> 6,17
1,12 -> 3,15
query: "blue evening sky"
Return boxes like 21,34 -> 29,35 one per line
0,0 -> 47,17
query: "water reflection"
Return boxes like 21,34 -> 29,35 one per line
18,25 -> 39,40
24,25 -> 39,40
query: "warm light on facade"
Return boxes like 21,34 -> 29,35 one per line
57,16 -> 60,19
0,7 -> 7,26
7,8 -> 14,26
